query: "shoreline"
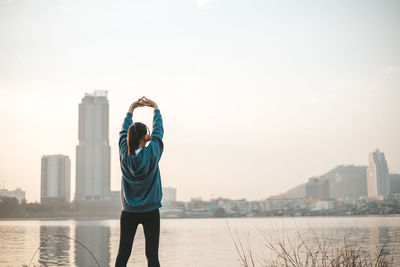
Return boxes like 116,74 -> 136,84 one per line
1,213 -> 400,221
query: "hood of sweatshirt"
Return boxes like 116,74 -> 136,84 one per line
130,150 -> 150,178
122,148 -> 156,183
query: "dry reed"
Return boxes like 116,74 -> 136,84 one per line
228,222 -> 395,267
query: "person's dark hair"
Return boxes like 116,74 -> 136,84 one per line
127,122 -> 147,155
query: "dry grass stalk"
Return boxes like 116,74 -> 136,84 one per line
229,223 -> 395,267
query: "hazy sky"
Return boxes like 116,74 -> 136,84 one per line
0,0 -> 399,202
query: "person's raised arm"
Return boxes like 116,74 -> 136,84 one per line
141,97 -> 164,160
119,98 -> 145,159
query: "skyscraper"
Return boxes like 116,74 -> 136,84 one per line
41,154 -> 71,203
367,149 -> 390,199
75,90 -> 111,201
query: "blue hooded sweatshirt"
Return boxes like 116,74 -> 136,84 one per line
118,109 -> 164,212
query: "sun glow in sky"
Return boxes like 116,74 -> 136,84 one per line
0,0 -> 399,202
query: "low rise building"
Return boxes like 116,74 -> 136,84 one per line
0,188 -> 26,203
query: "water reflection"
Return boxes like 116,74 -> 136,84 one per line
367,223 -> 397,258
39,226 -> 70,266
74,224 -> 110,267
1,217 -> 399,267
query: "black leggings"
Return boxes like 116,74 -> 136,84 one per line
115,209 -> 160,267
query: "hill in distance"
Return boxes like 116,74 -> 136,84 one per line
284,165 -> 400,199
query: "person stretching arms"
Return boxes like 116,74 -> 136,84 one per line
115,96 -> 164,267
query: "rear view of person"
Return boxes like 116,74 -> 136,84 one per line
115,96 -> 164,267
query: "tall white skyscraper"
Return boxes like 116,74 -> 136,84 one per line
41,155 -> 71,203
75,90 -> 111,201
367,149 -> 390,199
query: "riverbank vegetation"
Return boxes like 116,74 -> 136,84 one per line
230,225 -> 396,266
0,196 -> 120,219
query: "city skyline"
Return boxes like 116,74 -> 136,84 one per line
1,0 -> 399,202
4,146 -> 397,203
1,87 -> 399,202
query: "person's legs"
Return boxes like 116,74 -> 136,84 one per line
115,211 -> 139,267
142,209 -> 160,267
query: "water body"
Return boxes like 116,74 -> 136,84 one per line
1,216 -> 399,267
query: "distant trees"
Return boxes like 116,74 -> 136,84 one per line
0,197 -> 121,218
213,207 -> 226,217
0,196 -> 20,217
